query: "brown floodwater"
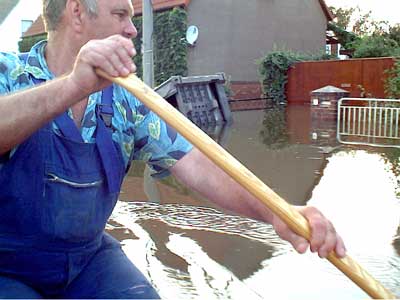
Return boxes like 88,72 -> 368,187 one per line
108,105 -> 400,299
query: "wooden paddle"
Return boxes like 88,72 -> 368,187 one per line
96,69 -> 396,299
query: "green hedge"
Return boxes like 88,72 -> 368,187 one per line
385,57 -> 400,99
133,7 -> 188,85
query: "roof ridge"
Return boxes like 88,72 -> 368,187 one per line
318,0 -> 334,22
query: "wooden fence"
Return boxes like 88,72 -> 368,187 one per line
286,57 -> 395,104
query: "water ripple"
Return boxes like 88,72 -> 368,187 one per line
110,201 -> 287,247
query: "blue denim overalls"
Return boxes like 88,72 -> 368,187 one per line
0,71 -> 160,298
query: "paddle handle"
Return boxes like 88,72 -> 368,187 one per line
97,70 -> 396,299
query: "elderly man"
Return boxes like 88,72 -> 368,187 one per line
0,0 -> 345,298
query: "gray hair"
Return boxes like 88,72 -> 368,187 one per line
42,0 -> 98,31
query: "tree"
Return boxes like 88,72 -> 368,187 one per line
327,22 -> 359,50
329,6 -> 355,30
352,35 -> 399,58
351,9 -> 389,36
385,24 -> 400,45
328,5 -> 399,58
327,5 -> 360,50
329,5 -> 390,36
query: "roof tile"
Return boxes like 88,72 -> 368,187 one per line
22,15 -> 45,37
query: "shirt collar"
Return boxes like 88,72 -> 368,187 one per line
24,40 -> 54,81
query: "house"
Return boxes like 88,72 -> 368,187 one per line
137,0 -> 333,100
0,0 -> 41,53
186,0 -> 333,100
22,14 -> 45,39
23,0 -> 333,100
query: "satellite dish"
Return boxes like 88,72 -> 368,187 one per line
186,25 -> 199,46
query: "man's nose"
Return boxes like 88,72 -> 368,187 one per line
124,19 -> 137,39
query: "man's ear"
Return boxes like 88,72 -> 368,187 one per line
65,0 -> 86,33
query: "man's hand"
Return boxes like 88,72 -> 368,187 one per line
67,34 -> 136,97
271,206 -> 346,258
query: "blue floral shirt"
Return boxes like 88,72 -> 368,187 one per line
0,40 -> 193,177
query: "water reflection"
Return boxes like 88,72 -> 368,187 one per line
109,202 -> 281,300
308,150 -> 400,295
111,106 -> 400,299
259,106 -> 289,149
310,150 -> 400,247
200,123 -> 232,147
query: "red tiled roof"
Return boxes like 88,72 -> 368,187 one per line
22,15 -> 45,37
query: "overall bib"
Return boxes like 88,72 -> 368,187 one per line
0,77 -> 160,298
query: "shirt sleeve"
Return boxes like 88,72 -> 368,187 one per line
0,53 -> 14,167
124,89 -> 193,178
0,52 -> 14,94
0,52 -> 23,168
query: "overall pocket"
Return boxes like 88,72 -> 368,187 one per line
41,169 -> 108,242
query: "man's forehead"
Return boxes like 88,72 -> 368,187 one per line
98,0 -> 134,10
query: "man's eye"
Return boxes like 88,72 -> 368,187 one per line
114,13 -> 125,19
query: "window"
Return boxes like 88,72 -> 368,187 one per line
325,44 -> 331,55
21,20 -> 33,35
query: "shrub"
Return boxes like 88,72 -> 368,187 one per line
258,49 -> 332,104
352,35 -> 399,58
384,57 -> 400,99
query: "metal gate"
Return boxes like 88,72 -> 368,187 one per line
337,98 -> 400,148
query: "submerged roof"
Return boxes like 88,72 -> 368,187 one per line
312,85 -> 349,93
0,0 -> 19,26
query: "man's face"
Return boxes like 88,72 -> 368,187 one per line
84,0 -> 137,40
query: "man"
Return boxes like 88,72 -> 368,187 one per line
0,0 -> 346,298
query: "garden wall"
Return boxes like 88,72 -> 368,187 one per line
286,57 -> 395,103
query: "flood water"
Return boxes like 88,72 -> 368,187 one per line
108,105 -> 400,299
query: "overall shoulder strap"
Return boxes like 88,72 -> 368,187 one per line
95,84 -> 124,194
97,85 -> 114,129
